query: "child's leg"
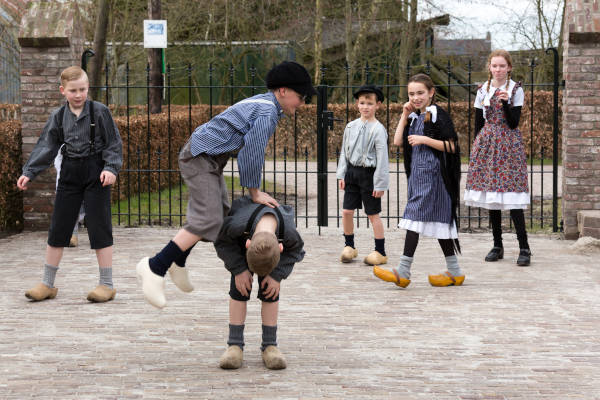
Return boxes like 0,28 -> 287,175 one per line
368,213 -> 385,256
438,239 -> 463,277
397,230 -> 419,279
489,209 -> 503,247
43,245 -> 64,287
220,278 -> 250,369
148,229 -> 200,277
261,300 -> 279,349
228,298 -> 247,348
486,209 -> 505,261
342,209 -> 355,247
85,245 -> 117,302
260,299 -> 286,369
509,209 -> 530,250
95,245 -> 113,288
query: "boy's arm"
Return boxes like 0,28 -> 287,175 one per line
336,126 -> 350,180
269,230 -> 304,282
373,126 -> 389,191
236,113 -> 278,189
99,105 -> 123,175
213,224 -> 249,276
22,112 -> 62,180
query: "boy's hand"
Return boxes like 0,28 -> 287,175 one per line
235,270 -> 253,297
339,179 -> 345,190
100,170 -> 116,187
261,275 -> 280,300
250,189 -> 279,208
17,175 -> 30,191
372,190 -> 384,198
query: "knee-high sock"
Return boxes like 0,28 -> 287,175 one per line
510,209 -> 530,250
489,210 -> 503,247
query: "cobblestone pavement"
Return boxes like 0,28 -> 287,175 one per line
1,227 -> 599,399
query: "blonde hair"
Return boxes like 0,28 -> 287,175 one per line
486,49 -> 512,93
60,66 -> 88,86
246,231 -> 280,277
407,73 -> 435,123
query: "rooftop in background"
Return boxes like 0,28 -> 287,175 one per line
434,31 -> 492,57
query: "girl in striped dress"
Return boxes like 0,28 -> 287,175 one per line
373,74 -> 463,288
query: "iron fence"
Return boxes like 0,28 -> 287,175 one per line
89,50 -> 562,233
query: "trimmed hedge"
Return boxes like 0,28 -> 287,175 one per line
0,119 -> 23,233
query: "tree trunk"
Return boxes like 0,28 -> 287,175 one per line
398,0 -> 417,99
314,0 -> 323,84
148,0 -> 163,114
345,0 -> 352,69
88,0 -> 109,101
350,0 -> 380,82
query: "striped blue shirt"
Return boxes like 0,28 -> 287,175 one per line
190,92 -> 283,188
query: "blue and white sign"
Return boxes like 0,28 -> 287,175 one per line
143,20 -> 167,48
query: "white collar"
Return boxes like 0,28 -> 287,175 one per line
408,105 -> 437,125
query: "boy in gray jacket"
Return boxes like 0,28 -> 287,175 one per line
214,196 -> 304,370
336,85 -> 389,266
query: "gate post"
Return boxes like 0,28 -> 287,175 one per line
316,85 -> 328,226
546,47 -> 559,233
18,1 -> 85,230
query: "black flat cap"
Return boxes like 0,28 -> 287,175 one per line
266,61 -> 317,100
353,84 -> 384,102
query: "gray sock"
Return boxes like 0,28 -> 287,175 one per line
99,267 -> 113,289
261,324 -> 277,351
394,255 -> 413,279
445,255 -> 463,277
42,264 -> 59,288
227,324 -> 245,350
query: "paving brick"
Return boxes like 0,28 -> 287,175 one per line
0,227 -> 599,399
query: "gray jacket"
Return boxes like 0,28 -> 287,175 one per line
213,196 -> 305,282
22,100 -> 123,179
336,118 -> 389,191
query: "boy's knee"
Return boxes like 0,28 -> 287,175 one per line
342,209 -> 355,217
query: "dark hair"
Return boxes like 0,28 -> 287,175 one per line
407,73 -> 435,123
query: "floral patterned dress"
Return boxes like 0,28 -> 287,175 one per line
464,81 -> 529,210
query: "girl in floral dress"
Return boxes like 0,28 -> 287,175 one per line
373,73 -> 463,288
464,49 -> 531,266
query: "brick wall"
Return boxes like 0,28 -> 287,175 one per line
562,0 -> 600,239
18,1 -> 84,230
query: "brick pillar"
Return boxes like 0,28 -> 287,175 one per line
561,0 -> 600,239
17,1 -> 84,230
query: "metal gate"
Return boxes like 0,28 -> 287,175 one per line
86,49 -> 563,233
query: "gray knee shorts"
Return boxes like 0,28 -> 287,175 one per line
178,140 -> 231,242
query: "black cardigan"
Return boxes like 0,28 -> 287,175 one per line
402,104 -> 461,252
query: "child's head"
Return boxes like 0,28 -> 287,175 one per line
59,66 -> 89,109
407,73 -> 435,114
486,49 -> 512,89
266,61 -> 317,115
246,231 -> 281,277
353,85 -> 384,120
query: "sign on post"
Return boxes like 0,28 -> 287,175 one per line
143,20 -> 167,48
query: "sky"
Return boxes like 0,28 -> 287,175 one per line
424,0 -> 564,51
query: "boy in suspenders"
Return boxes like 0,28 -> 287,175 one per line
136,61 -> 316,309
19,66 -> 122,303
214,196 -> 304,370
